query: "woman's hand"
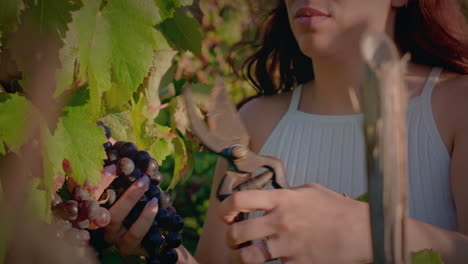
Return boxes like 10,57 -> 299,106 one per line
104,175 -> 160,255
96,167 -> 158,256
218,183 -> 373,264
88,139 -> 157,255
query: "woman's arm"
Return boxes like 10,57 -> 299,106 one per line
195,158 -> 232,263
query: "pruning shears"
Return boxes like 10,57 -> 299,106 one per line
184,80 -> 289,203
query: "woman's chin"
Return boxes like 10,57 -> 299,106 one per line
297,35 -> 339,60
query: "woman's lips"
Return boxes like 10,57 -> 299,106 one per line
294,7 -> 330,27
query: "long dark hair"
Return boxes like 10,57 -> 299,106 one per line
234,0 -> 468,97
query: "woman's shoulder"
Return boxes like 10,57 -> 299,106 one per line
434,72 -> 468,122
433,71 -> 468,152
238,92 -> 292,152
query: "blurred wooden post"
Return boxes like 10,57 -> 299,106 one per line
361,32 -> 410,264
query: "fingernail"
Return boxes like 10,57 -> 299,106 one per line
149,197 -> 159,207
103,164 -> 117,177
136,176 -> 150,188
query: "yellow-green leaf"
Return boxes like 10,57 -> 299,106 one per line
54,105 -> 107,186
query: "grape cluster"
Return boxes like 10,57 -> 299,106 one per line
98,124 -> 184,264
51,185 -> 111,249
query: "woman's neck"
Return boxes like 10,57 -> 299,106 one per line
301,54 -> 364,115
298,10 -> 400,116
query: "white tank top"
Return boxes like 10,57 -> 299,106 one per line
255,67 -> 457,234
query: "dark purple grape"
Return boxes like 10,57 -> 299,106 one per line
127,167 -> 143,182
106,149 -> 120,163
54,200 -> 79,221
165,232 -> 182,248
160,248 -> 178,264
148,220 -> 159,233
159,191 -> 172,209
92,207 -> 111,227
134,151 -> 151,169
143,231 -> 163,249
147,256 -> 161,264
52,216 -> 72,239
156,209 -> 172,227
144,158 -> 159,176
167,206 -> 176,216
100,189 -> 116,207
52,216 -> 72,231
74,218 -> 90,229
80,230 -> 90,244
117,157 -> 135,176
52,193 -> 63,207
102,142 -> 113,151
139,194 -> 150,204
72,187 -> 90,202
135,200 -> 147,212
146,184 -> 161,200
119,142 -> 138,158
124,204 -> 144,228
113,141 -> 125,151
111,175 -> 130,191
150,171 -> 164,186
167,215 -> 184,232
80,199 -> 100,220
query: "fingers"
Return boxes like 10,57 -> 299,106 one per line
218,190 -> 278,224
106,176 -> 150,241
237,170 -> 273,191
232,238 -> 281,264
117,197 -> 159,254
93,164 -> 118,199
226,215 -> 276,249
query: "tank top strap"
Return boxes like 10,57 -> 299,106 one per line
420,67 -> 442,102
287,84 -> 303,112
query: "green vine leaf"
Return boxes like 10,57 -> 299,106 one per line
41,122 -> 65,199
170,96 -> 190,135
74,0 -> 111,118
157,8 -> 202,56
104,82 -> 134,109
412,249 -> 444,264
54,105 -> 107,186
0,94 -> 32,154
0,0 -> 25,37
55,18 -> 79,97
146,50 -> 177,120
27,182 -> 50,222
154,0 -> 193,22
101,111 -> 134,142
168,135 -> 188,190
149,138 -> 172,165
21,0 -> 80,39
130,95 -> 151,149
355,192 -> 369,202
104,0 -> 160,92
64,0 -> 162,118
154,29 -> 171,50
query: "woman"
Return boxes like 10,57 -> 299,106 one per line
101,0 -> 468,263
196,0 -> 468,263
